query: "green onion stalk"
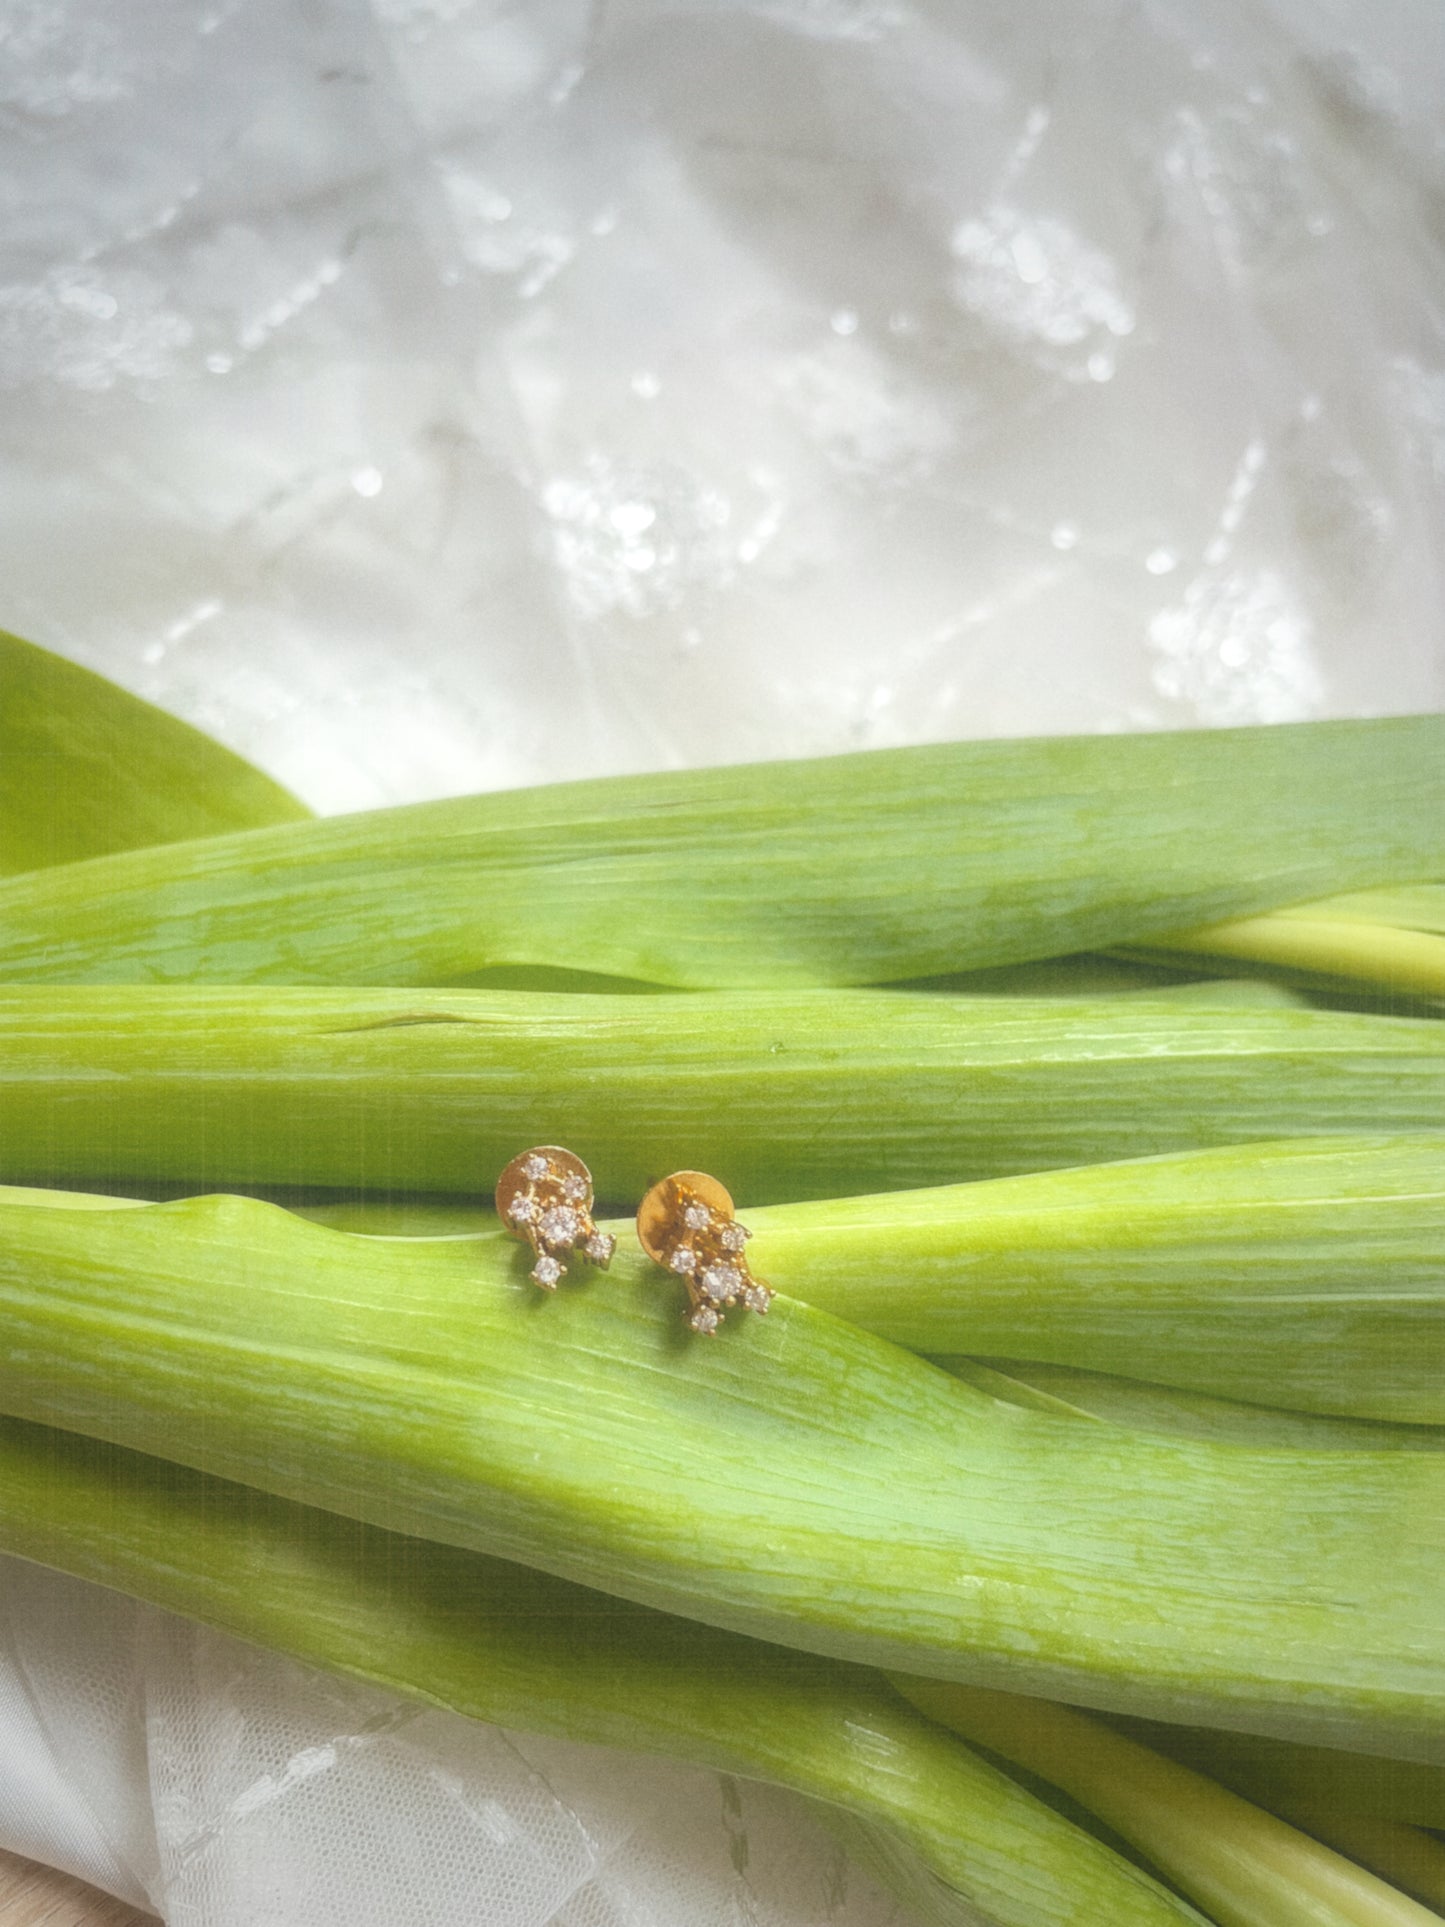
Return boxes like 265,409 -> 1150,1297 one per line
2,633 -> 1443,1926
0,714 -> 1441,989
0,1189 -> 1438,1762
2,987 -> 1442,1199
892,1677 -> 1443,1927
4,1410 -> 1441,1927
0,1414 -> 1217,1927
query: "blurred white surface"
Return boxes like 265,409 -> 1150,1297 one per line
1,0 -> 1443,1922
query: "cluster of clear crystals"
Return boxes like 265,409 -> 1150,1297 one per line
538,1203 -> 579,1245
659,1188 -> 772,1335
502,1150 -> 614,1291
699,1263 -> 741,1303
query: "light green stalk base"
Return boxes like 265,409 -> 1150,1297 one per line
1233,1802 -> 1445,1916
893,1679 -> 1441,1927
15,1174 -> 1442,1439
0,1190 -> 1438,1757
0,716 -> 1441,987
3,987 -> 1444,1202
0,1416 -> 1207,1927
270,1132 -> 1445,1424
1139,918 -> 1445,1004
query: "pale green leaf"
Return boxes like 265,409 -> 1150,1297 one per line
2,988 -> 1442,1200
0,1191 -> 1437,1757
0,1411 -> 1208,1927
0,716 -> 1440,986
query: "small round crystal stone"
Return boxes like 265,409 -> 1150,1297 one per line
584,1233 -> 616,1265
561,1174 -> 588,1203
531,1255 -> 563,1287
682,1201 -> 711,1231
509,1195 -> 540,1226
667,1246 -> 698,1275
521,1153 -> 550,1181
538,1204 -> 579,1245
720,1223 -> 748,1253
699,1263 -> 741,1303
689,1305 -> 720,1334
743,1285 -> 771,1312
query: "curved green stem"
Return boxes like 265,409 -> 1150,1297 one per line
0,1416 -> 1207,1927
1,717 -> 1441,987
1139,918 -> 1445,1003
0,1189 -> 1438,1755
892,1678 -> 1443,1927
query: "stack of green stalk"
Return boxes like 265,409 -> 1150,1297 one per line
1,631 -> 1442,1927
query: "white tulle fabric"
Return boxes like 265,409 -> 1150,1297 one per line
0,1556 -> 902,1925
0,0 -> 1441,1919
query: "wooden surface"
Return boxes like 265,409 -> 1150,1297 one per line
0,1851 -> 156,1927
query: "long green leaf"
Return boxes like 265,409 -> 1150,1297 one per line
295,1136 -> 1445,1424
0,717 -> 1441,986
747,1136 -> 1445,1423
0,629 -> 307,873
0,1417 -> 1207,1927
10,1180 -> 1436,1436
0,1192 -> 1437,1757
2,987 -> 1442,1199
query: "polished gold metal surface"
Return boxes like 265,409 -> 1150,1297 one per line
636,1171 -> 773,1335
495,1144 -> 616,1290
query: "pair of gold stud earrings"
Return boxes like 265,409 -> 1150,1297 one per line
494,1145 -> 773,1335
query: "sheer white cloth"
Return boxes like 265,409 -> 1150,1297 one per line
0,0 -> 1441,1919
0,1555 -> 902,1925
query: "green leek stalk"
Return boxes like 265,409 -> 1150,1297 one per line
11,1188 -> 1441,1853
0,629 -> 307,873
0,716 -> 1441,988
891,1678 -> 1442,1927
3,986 -> 1443,1200
9,1175 -> 1444,1441
0,1192 -> 1438,1757
1215,1802 -> 1445,1916
294,1135 -> 1445,1424
0,1416 -> 1209,1927
744,1136 -> 1445,1422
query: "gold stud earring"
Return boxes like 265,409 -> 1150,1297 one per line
496,1146 -> 616,1290
636,1170 -> 773,1335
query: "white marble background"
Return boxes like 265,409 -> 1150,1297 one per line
0,1 -> 1442,1921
